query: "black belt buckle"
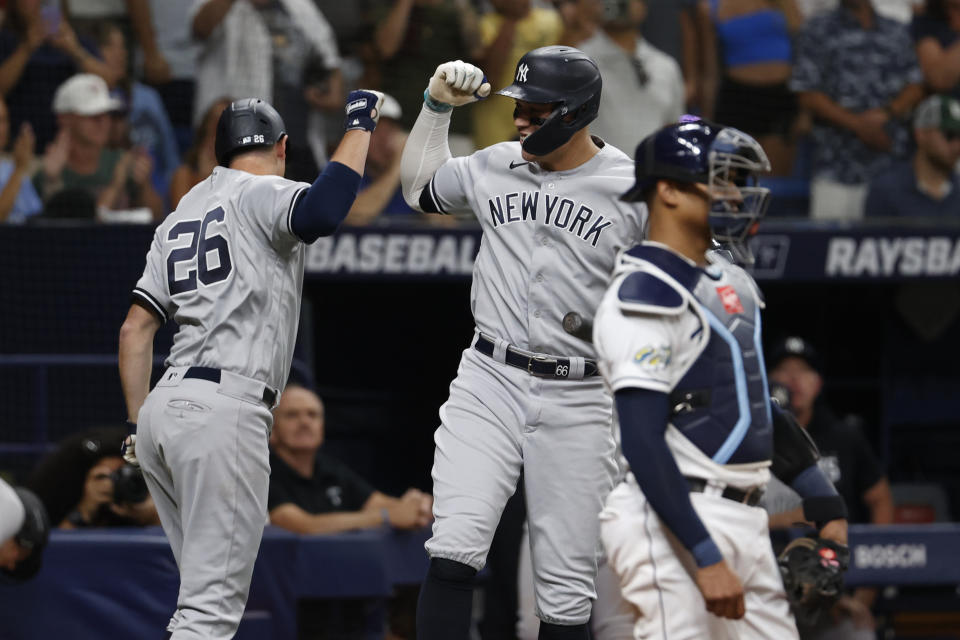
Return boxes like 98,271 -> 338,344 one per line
526,354 -> 552,376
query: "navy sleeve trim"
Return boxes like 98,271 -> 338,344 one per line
616,387 -> 718,567
291,161 -> 362,243
286,187 -> 308,237
418,177 -> 446,214
131,288 -> 167,323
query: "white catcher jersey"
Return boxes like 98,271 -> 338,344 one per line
132,167 -> 311,392
594,243 -> 770,489
426,140 -> 646,357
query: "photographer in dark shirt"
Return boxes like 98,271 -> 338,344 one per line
767,336 -> 894,638
268,384 -> 432,534
28,426 -> 159,529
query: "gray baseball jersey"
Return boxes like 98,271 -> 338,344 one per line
131,166 -> 309,639
424,140 -> 646,357
421,139 -> 647,625
132,166 -> 310,392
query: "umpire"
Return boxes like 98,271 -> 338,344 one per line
0,477 -> 50,583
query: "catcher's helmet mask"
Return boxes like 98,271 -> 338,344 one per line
622,119 -> 771,263
215,98 -> 288,167
496,46 -> 602,156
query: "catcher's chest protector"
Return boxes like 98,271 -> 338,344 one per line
670,257 -> 773,465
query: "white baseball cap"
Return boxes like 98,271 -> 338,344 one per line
53,74 -> 124,116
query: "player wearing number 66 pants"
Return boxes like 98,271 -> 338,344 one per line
400,49 -> 647,639
118,93 -> 383,640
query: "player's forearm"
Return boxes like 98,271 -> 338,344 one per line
118,307 -> 160,422
616,388 -> 723,568
400,103 -> 453,210
290,161 -> 362,242
768,506 -> 808,529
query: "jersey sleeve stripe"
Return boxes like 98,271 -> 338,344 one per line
132,288 -> 168,323
286,187 -> 309,237
427,177 -> 448,215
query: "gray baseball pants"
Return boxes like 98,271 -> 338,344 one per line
136,367 -> 274,640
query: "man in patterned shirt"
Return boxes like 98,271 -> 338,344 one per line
791,0 -> 924,220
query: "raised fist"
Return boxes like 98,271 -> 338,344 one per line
426,60 -> 491,108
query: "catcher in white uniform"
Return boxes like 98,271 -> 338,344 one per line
118,92 -> 382,640
593,119 -> 850,639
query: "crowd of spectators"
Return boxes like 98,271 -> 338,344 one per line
0,0 -> 955,224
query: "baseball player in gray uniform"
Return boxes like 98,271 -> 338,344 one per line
400,47 -> 646,639
593,119 -> 849,639
118,92 -> 383,639
0,478 -> 50,584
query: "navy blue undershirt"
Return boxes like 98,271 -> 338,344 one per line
290,161 -> 361,243
615,387 -> 723,568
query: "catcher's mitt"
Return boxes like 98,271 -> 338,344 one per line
778,536 -> 849,624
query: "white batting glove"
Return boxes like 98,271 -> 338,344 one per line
121,422 -> 139,467
426,60 -> 491,110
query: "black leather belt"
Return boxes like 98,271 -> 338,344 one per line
474,335 -> 598,379
183,366 -> 278,407
687,477 -> 764,507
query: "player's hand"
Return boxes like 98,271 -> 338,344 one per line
818,518 -> 848,546
121,434 -> 139,467
344,89 -> 385,133
695,560 -> 745,620
426,60 -> 491,108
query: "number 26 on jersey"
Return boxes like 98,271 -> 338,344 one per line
166,206 -> 233,295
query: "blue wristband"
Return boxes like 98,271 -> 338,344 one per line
423,89 -> 453,113
791,465 -> 838,498
691,538 -> 724,568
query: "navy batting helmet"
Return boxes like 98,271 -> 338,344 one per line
622,118 -> 772,262
215,98 -> 287,167
1,488 -> 50,584
496,46 -> 602,156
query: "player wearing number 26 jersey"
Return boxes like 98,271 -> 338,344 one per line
118,94 -> 383,640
